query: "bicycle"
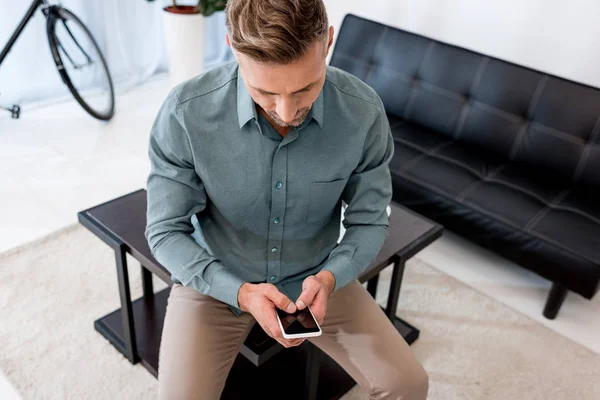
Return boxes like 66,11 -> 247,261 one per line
0,0 -> 115,120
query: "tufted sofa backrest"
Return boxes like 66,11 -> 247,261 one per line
330,15 -> 600,187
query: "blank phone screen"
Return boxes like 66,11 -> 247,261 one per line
276,308 -> 320,335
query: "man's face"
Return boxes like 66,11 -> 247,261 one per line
229,27 -> 334,128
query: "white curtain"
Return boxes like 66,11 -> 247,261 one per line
0,0 -> 233,106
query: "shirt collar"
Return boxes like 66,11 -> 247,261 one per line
310,86 -> 324,129
236,65 -> 325,129
237,67 -> 258,128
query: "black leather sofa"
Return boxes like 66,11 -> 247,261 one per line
330,14 -> 599,319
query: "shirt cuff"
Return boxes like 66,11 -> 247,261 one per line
187,264 -> 246,309
210,267 -> 246,309
322,255 -> 357,292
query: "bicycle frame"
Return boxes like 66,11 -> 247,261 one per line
0,0 -> 46,66
0,0 -> 114,120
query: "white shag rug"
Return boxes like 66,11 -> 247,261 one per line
0,225 -> 599,400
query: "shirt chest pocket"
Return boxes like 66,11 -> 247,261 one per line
306,178 -> 348,224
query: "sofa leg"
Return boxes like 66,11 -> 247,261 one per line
543,283 -> 568,320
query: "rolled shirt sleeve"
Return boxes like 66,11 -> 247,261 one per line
144,90 -> 245,309
322,95 -> 394,290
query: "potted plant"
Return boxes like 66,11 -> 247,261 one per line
163,0 -> 227,16
152,1 -> 228,86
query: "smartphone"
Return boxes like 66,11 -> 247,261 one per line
276,306 -> 322,339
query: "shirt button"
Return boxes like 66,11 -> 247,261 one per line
275,181 -> 283,189
270,276 -> 276,281
273,217 -> 280,224
271,247 -> 278,253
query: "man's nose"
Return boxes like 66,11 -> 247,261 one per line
276,97 -> 297,123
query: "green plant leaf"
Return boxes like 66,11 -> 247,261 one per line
196,0 -> 227,16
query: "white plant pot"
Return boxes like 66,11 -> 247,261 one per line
162,8 -> 206,88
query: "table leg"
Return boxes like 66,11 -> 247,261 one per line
380,254 -> 420,344
367,274 -> 379,298
304,342 -> 321,400
141,264 -> 154,298
115,245 -> 139,364
385,255 -> 406,320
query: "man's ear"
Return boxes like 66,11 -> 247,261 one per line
325,26 -> 334,55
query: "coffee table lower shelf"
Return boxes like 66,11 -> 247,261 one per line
94,287 -> 419,399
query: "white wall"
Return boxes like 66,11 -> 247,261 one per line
324,0 -> 600,88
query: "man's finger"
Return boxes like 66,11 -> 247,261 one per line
277,338 -> 305,348
287,338 -> 305,347
309,290 -> 327,324
264,287 -> 296,313
296,277 -> 320,310
264,308 -> 285,340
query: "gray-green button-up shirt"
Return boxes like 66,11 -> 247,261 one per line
145,62 -> 394,314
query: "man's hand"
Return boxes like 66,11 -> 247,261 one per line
237,283 -> 305,348
295,271 -> 336,325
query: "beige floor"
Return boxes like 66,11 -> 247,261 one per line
1,74 -> 598,398
1,226 -> 598,400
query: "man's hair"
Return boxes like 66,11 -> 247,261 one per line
225,0 -> 329,64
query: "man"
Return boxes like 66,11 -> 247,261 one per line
145,0 -> 429,398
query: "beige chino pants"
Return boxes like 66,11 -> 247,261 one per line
158,281 -> 428,400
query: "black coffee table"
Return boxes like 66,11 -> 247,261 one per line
78,189 -> 442,399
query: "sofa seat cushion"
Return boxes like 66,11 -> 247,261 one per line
389,115 -> 600,297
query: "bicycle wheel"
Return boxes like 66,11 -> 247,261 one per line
47,7 -> 115,121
